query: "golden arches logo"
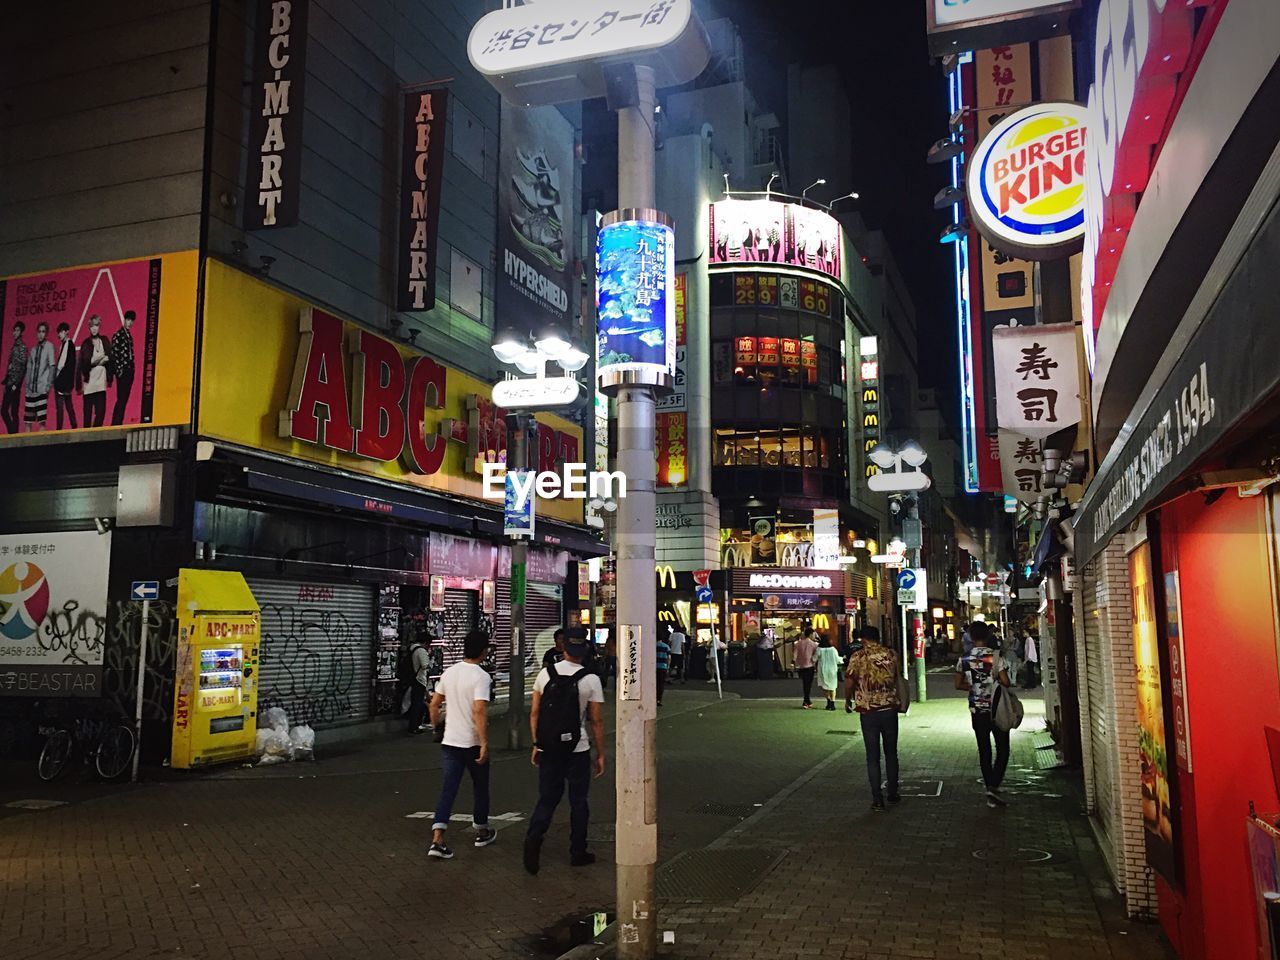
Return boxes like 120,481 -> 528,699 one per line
812,613 -> 831,630
658,609 -> 677,622
863,413 -> 879,429
656,565 -> 677,589
863,388 -> 879,403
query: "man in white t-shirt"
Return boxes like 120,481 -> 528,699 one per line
523,628 -> 606,874
426,630 -> 497,860
667,625 -> 686,682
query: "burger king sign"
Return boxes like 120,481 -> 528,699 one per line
967,102 -> 1088,260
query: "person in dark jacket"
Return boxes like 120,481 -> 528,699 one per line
52,322 -> 78,430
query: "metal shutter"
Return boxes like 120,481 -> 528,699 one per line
247,578 -> 376,728
492,580 -> 563,677
438,589 -> 478,671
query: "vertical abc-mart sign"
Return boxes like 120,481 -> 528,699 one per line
966,102 -> 1088,261
1081,0 -> 1213,371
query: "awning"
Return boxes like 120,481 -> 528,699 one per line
206,444 -> 604,555
1074,185 -> 1280,564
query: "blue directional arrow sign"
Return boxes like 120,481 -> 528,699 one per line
130,580 -> 160,602
695,585 -> 713,604
896,569 -> 917,591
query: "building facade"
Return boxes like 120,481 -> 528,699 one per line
0,0 -> 600,756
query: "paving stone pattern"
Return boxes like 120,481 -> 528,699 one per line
0,682 -> 1172,960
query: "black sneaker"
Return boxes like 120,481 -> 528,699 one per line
986,790 -> 1007,808
428,842 -> 453,860
571,851 -> 597,867
523,836 -> 542,875
474,827 -> 498,848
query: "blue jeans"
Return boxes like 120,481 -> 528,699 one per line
432,745 -> 490,832
525,749 -> 591,856
859,708 -> 899,803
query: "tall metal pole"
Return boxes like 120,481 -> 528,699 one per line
506,413 -> 530,751
131,599 -> 150,783
614,63 -> 658,960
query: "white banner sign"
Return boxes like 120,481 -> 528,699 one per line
0,531 -> 112,696
998,430 -> 1046,503
812,508 -> 841,570
933,0 -> 1068,25
991,323 -> 1080,439
619,623 -> 642,702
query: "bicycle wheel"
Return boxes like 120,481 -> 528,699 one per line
95,724 -> 136,780
38,730 -> 73,782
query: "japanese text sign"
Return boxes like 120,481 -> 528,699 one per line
998,430 -> 1046,503
597,215 -> 675,393
991,323 -> 1080,439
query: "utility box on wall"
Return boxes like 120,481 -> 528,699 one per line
116,462 -> 175,527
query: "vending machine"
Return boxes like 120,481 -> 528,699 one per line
170,569 -> 261,769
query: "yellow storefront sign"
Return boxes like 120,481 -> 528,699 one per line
198,261 -> 584,523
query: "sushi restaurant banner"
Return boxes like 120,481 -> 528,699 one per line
198,261 -> 584,524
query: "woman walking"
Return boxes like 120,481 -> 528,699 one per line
815,635 -> 843,711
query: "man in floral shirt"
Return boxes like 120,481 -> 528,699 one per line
109,310 -> 136,426
845,626 -> 903,811
2,320 -> 28,434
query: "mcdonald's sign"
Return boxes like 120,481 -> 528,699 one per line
812,613 -> 831,630
862,387 -> 878,405
658,609 -> 677,623
656,565 -> 678,590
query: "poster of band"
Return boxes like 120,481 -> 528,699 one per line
0,531 -> 112,697
1,258 -> 163,436
397,87 -> 449,312
496,102 -> 576,332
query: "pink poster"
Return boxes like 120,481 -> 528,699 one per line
1,258 -> 162,436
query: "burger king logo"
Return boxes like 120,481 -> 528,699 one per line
967,102 -> 1088,260
0,562 -> 51,642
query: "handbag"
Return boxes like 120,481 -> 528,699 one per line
993,684 -> 1024,731
895,669 -> 910,715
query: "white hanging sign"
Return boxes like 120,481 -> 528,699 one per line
991,323 -> 1080,439
998,430 -> 1046,504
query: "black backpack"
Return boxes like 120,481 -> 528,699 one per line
536,666 -> 587,754
397,644 -> 421,686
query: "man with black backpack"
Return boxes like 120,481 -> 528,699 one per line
523,627 -> 606,874
402,632 -> 433,735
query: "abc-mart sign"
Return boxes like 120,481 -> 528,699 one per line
967,102 -> 1088,260
1081,0 -> 1217,369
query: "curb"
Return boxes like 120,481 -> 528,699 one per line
554,920 -> 617,960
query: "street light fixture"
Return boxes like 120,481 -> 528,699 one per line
827,191 -> 860,211
492,325 -> 528,365
765,171 -> 780,197
534,321 -> 571,361
801,177 -> 826,201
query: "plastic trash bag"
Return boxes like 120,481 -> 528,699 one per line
289,724 -> 315,760
264,706 -> 289,732
256,726 -> 294,765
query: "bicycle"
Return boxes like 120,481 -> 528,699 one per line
37,717 -> 136,782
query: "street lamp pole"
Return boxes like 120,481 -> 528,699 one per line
506,412 -> 531,750
612,63 -> 660,960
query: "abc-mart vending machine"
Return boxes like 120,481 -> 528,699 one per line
170,569 -> 261,769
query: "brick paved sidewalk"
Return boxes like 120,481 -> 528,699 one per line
650,691 -> 1173,960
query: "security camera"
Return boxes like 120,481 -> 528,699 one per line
93,517 -> 113,535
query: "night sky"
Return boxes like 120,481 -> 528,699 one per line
730,1 -> 957,408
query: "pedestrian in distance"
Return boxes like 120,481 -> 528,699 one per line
543,627 -> 566,670
845,626 -> 902,811
1003,630 -> 1023,689
655,630 -> 670,706
815,634 -> 843,711
955,620 -> 1012,809
426,629 -> 498,859
1022,630 -> 1040,689
403,631 -> 432,734
524,628 -> 606,874
667,623 -> 686,682
794,628 -> 818,709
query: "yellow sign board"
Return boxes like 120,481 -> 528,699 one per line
0,251 -> 199,439
199,261 -> 584,523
